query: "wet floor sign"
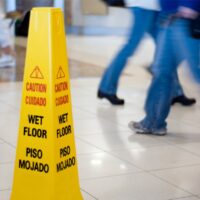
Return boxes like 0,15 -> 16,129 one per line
10,8 -> 83,200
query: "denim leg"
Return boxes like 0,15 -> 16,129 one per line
170,20 -> 200,98
162,47 -> 184,98
99,8 -> 159,94
141,24 -> 176,130
171,71 -> 184,98
173,20 -> 200,83
141,18 -> 200,130
142,74 -> 173,130
151,21 -> 184,99
152,58 -> 184,99
148,11 -> 160,41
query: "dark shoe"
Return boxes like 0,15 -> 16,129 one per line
97,90 -> 125,105
171,95 -> 196,106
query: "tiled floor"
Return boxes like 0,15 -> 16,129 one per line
1,35 -> 200,200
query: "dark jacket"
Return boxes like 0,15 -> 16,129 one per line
160,0 -> 200,13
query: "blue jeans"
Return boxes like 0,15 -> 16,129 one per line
98,8 -> 184,98
141,17 -> 200,130
99,7 -> 159,94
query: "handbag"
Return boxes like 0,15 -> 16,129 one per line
15,11 -> 30,37
101,0 -> 125,7
191,16 -> 200,39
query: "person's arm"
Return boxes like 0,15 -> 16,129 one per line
178,6 -> 199,19
178,0 -> 199,19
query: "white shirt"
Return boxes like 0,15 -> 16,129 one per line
125,0 -> 160,11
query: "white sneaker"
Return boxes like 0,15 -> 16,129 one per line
0,54 -> 16,68
128,121 -> 167,136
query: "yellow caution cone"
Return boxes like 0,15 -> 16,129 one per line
10,8 -> 83,200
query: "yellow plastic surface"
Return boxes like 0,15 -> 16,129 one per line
10,8 -> 83,200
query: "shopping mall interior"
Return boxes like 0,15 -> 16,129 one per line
1,1 -> 200,200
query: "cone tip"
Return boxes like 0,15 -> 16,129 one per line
32,7 -> 61,13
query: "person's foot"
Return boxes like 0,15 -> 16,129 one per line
97,90 -> 125,105
128,121 -> 167,136
0,54 -> 15,68
171,95 -> 196,106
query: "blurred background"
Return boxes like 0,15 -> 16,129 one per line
0,0 -> 155,82
1,2 -> 200,200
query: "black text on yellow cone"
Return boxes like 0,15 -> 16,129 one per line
10,8 -> 83,200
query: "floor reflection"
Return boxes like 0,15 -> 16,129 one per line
0,44 -> 104,82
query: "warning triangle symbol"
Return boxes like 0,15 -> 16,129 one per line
30,66 -> 44,79
56,66 -> 65,79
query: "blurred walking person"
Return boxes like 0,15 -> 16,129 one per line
129,0 -> 200,135
97,0 -> 195,106
98,0 -> 159,105
0,0 -> 16,68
